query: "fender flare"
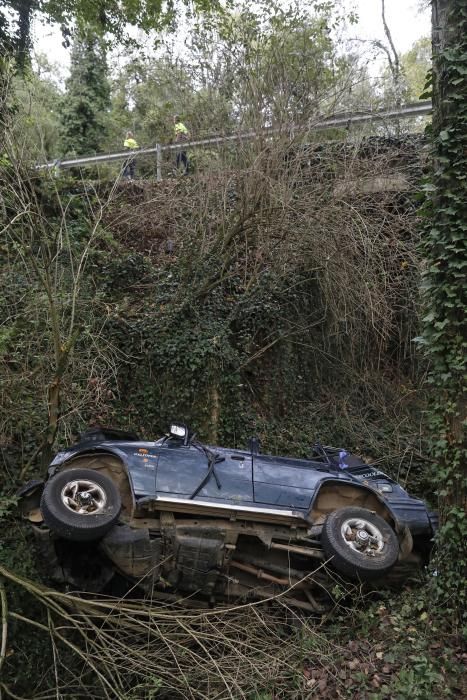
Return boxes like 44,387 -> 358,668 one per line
308,477 -> 412,556
50,447 -> 136,516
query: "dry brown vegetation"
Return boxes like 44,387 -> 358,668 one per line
97,133 -> 427,461
2,561 -> 464,700
104,134 -> 423,369
0,564 -> 372,699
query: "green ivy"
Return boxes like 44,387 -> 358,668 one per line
418,0 -> 467,624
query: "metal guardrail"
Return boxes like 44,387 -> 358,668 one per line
37,101 -> 432,180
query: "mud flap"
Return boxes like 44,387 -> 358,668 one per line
17,480 -> 44,520
396,522 -> 414,561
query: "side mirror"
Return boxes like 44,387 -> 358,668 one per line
169,423 -> 188,442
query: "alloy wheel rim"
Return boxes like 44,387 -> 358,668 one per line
340,517 -> 385,557
60,479 -> 107,515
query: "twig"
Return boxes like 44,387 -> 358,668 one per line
0,578 -> 7,675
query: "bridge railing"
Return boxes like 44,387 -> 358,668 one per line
36,101 -> 431,180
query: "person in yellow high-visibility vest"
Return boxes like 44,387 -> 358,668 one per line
123,131 -> 139,180
173,115 -> 190,174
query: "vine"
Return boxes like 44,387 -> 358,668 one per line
419,0 -> 467,622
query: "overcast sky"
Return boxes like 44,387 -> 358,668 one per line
346,0 -> 429,52
32,0 -> 431,81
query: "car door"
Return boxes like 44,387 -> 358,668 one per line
155,445 -> 254,503
253,455 -> 315,510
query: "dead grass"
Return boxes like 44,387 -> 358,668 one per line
0,564 -> 345,699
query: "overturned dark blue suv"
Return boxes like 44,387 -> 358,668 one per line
19,424 -> 437,610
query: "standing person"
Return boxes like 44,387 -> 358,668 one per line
173,115 -> 190,174
123,131 -> 139,180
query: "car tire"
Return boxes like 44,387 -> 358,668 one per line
321,506 -> 399,581
41,468 -> 121,542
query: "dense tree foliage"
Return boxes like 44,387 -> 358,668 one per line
60,31 -> 110,155
0,0 -> 223,69
9,55 -> 62,157
3,1 -> 432,160
401,36 -> 431,101
103,1 -> 343,149
0,0 -> 36,70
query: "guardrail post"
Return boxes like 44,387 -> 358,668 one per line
156,144 -> 162,181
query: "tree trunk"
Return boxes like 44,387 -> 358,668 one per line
423,0 -> 467,617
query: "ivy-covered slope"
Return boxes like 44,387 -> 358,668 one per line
1,135 -> 431,491
101,161 -> 422,454
2,132 -> 466,700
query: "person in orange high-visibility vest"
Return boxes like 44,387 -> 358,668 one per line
173,115 -> 190,174
123,131 -> 139,180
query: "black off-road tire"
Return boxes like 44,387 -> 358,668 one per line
41,468 -> 121,542
321,506 -> 399,581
